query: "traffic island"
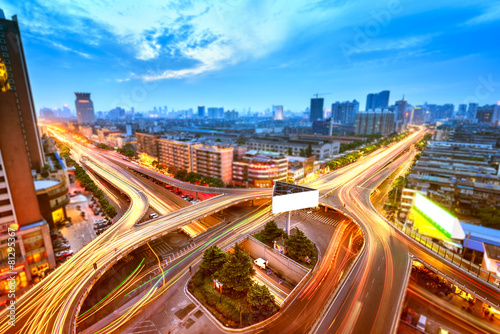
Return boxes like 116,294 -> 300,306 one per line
188,243 -> 280,328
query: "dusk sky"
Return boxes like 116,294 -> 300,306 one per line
3,0 -> 500,113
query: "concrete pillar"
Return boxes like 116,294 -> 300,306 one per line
286,211 -> 291,236
324,206 -> 328,212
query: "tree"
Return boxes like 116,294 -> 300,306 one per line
247,284 -> 277,316
287,147 -> 293,156
152,160 -> 159,168
199,245 -> 227,277
174,169 -> 188,181
219,243 -> 255,294
261,221 -> 285,244
185,172 -> 202,183
237,139 -> 246,145
286,228 -> 314,261
305,144 -> 313,157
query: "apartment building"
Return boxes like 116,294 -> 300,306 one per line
247,137 -> 339,160
158,138 -> 195,172
136,132 -> 159,159
192,144 -> 233,184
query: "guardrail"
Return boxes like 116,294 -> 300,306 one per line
393,220 -> 500,289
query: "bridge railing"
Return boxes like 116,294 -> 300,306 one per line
393,219 -> 500,289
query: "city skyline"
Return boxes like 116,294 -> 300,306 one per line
1,1 -> 500,112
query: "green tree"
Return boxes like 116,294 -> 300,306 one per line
199,245 -> 227,277
287,147 -> 293,156
261,221 -> 285,244
286,228 -> 314,261
174,169 -> 188,181
478,207 -> 500,229
105,205 -> 118,218
237,139 -> 246,145
185,172 -> 202,183
151,160 -> 159,168
305,144 -> 313,157
219,243 -> 255,295
125,149 -> 135,158
247,284 -> 277,316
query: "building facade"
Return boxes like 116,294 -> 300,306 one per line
0,11 -> 55,290
136,132 -> 159,159
273,105 -> 284,120
247,137 -> 339,160
74,92 -> 95,124
331,100 -> 359,124
366,90 -> 390,110
158,138 -> 194,171
192,144 -> 233,184
233,150 -> 288,187
309,98 -> 324,122
354,110 -> 395,135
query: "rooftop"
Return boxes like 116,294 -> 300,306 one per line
34,179 -> 61,191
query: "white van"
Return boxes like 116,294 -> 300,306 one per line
416,314 -> 427,331
254,258 -> 268,270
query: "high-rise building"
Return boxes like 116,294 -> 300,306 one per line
366,90 -> 390,110
207,107 -> 224,119
411,106 -> 425,125
136,132 -> 159,159
0,10 -> 56,286
192,144 -> 233,184
468,103 -> 479,120
354,110 -> 395,135
198,105 -> 205,117
476,105 -> 497,123
273,105 -> 284,120
457,104 -> 467,117
331,100 -> 359,124
309,98 -> 324,122
74,92 -> 95,124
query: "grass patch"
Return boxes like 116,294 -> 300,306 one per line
189,272 -> 277,328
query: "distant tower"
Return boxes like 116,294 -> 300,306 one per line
309,98 -> 324,122
75,92 -> 95,124
272,105 -> 284,120
198,105 -> 205,117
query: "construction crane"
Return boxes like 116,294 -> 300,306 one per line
313,92 -> 331,98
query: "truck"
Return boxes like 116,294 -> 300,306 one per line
254,258 -> 268,270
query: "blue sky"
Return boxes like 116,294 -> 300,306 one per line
3,0 -> 500,113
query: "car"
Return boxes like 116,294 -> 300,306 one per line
416,315 -> 427,331
53,238 -> 69,245
88,203 -> 94,209
54,244 -> 71,251
94,222 -> 107,229
50,231 -> 63,239
93,209 -> 100,215
95,219 -> 106,224
149,213 -> 159,219
56,250 -> 73,259
65,221 -> 71,227
54,246 -> 71,254
96,228 -> 106,235
69,193 -> 76,198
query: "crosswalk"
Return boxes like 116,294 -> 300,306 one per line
151,243 -> 173,255
126,320 -> 160,334
296,211 -> 345,228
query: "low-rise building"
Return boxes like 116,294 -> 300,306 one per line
247,137 -> 339,160
233,150 -> 288,187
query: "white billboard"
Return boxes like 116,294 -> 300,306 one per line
272,189 -> 319,214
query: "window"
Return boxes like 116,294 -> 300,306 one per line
0,39 -> 5,44
8,79 -> 14,84
2,52 -> 9,58
6,66 -> 11,71
0,32 -> 3,37
0,46 -> 6,51
3,59 -> 9,64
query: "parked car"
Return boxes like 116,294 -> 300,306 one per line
149,213 -> 159,219
96,228 -> 106,235
95,219 -> 106,224
94,222 -> 107,229
50,231 -> 63,239
54,245 -> 71,253
53,238 -> 69,245
56,250 -> 73,259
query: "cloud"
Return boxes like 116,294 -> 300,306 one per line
27,34 -> 92,58
466,4 -> 500,25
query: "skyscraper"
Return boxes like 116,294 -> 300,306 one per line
331,100 -> 359,124
457,104 -> 467,117
309,98 -> 324,122
75,92 -> 95,124
467,103 -> 478,120
273,105 -> 284,120
0,9 -> 56,284
366,90 -> 390,110
198,105 -> 205,117
476,105 -> 497,123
